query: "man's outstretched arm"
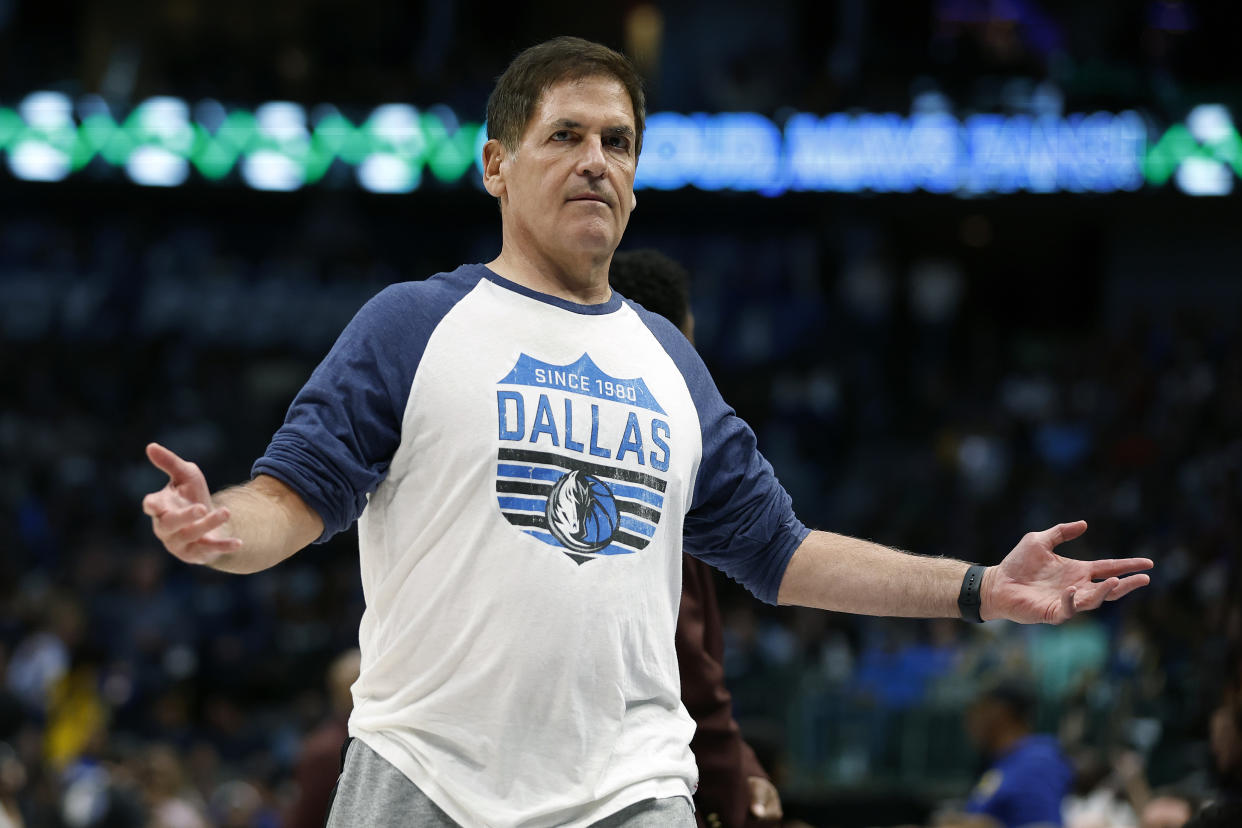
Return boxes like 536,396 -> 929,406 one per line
776,521 -> 1152,624
141,442 -> 324,574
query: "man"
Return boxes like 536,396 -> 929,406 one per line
142,36 -> 1152,828
957,681 -> 1074,828
609,249 -> 780,827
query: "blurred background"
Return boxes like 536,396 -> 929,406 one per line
2,1 -> 1241,826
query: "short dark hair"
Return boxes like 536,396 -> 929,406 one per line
487,36 -> 646,157
609,249 -> 690,330
977,679 -> 1037,725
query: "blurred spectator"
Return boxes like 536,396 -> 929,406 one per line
57,746 -> 146,828
286,649 -> 360,828
0,743 -> 25,828
207,779 -> 268,828
137,744 -> 209,828
44,646 -> 108,772
1063,749 -> 1141,828
948,679 -> 1074,828
6,594 -> 82,715
1185,687 -> 1242,827
610,248 -> 784,827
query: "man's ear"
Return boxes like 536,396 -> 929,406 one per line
482,138 -> 507,199
631,191 -> 637,211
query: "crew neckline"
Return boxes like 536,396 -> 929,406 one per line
479,265 -> 623,316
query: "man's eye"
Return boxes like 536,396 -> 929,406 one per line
606,136 -> 630,150
552,131 -> 572,141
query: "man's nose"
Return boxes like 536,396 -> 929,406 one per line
575,135 -> 607,177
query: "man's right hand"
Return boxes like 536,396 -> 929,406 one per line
142,442 -> 242,565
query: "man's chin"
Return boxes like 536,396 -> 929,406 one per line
558,224 -> 620,256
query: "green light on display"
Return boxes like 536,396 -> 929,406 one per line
0,94 -> 486,191
1143,105 -> 1242,195
1,92 -> 1238,196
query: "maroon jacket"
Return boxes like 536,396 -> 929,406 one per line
677,554 -> 773,828
286,716 -> 349,828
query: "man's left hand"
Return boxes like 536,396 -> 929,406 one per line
982,521 -> 1152,624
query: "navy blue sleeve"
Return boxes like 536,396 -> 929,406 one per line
629,303 -> 811,605
252,271 -> 477,541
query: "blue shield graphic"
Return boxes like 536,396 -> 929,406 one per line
494,353 -> 667,564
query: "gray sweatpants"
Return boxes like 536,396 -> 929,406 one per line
325,738 -> 695,827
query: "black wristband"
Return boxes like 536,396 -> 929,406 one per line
958,564 -> 987,623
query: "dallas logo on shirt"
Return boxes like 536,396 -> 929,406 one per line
494,353 -> 669,564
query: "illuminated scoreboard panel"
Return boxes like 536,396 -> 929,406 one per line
1,92 -> 1237,196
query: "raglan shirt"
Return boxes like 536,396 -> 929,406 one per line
253,265 -> 809,828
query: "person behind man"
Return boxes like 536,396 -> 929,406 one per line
286,649 -> 361,828
142,36 -> 1152,827
609,249 -> 779,827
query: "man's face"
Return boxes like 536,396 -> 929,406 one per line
487,76 -> 639,267
965,699 -> 1002,752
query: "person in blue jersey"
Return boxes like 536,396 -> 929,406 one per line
957,681 -> 1073,828
141,36 -> 1153,828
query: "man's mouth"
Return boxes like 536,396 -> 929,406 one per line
568,194 -> 609,205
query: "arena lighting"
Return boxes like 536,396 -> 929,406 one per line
357,105 -> 423,193
240,102 -> 311,190
125,145 -> 189,187
1,92 -> 1238,196
6,91 -> 73,181
1144,104 -> 1242,195
1176,104 -> 1235,196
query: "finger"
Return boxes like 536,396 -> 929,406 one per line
169,508 -> 231,546
142,491 -> 172,518
1073,577 -> 1120,613
1060,585 -> 1077,620
151,503 -> 210,533
1038,520 -> 1087,548
142,488 -> 199,519
145,442 -> 199,486
1090,557 -> 1154,578
178,535 -> 243,565
1103,573 -> 1151,601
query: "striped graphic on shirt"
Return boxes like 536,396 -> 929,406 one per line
496,448 -> 665,563
495,353 -> 672,564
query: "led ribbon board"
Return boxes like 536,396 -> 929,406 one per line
1,93 -> 1237,195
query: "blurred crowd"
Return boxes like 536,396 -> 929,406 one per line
2,0 -> 1236,118
1,1 -> 1240,826
1,193 -> 1239,826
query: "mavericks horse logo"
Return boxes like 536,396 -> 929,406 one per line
495,352 -> 669,564
545,470 -> 620,553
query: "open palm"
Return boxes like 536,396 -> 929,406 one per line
983,521 -> 1152,624
142,442 -> 241,564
